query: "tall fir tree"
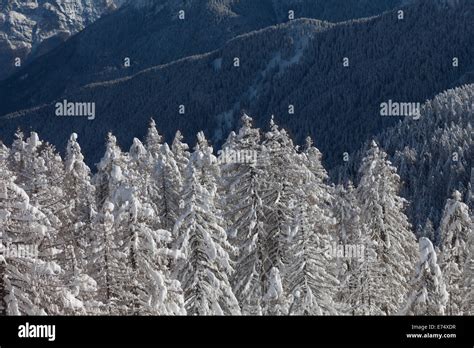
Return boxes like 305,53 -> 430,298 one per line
93,133 -> 128,210
355,141 -> 418,315
89,200 -> 127,314
0,158 -> 47,314
114,190 -> 186,315
58,133 -> 99,313
286,137 -> 340,315
172,130 -> 190,181
112,138 -> 186,315
174,135 -> 240,315
333,182 -> 364,314
1,142 -> 82,315
439,190 -> 473,315
90,133 -> 131,314
259,117 -> 303,315
153,143 -> 183,233
145,118 -> 164,160
221,115 -> 266,315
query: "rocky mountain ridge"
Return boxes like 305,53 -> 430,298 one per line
0,0 -> 124,79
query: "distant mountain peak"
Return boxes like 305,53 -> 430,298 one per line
0,0 -> 124,80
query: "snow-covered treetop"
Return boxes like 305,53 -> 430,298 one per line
97,133 -> 122,172
129,138 -> 147,162
146,118 -> 163,157
65,133 -> 89,174
419,237 -> 439,268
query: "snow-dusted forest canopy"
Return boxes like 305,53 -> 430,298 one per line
0,88 -> 472,315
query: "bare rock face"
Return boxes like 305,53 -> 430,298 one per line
0,0 -> 123,80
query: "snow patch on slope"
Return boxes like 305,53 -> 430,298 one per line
213,23 -> 319,142
248,29 -> 311,101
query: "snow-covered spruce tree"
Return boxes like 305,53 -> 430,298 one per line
145,118 -> 164,160
114,190 -> 186,315
336,212 -> 379,315
90,133 -> 131,314
172,130 -> 190,181
140,121 -> 167,221
93,133 -> 128,210
355,140 -> 418,315
439,190 -> 473,315
286,194 -> 339,315
93,135 -> 186,315
194,132 -> 221,195
342,238 -> 380,315
7,132 -> 66,245
286,137 -> 340,315
399,237 -> 448,315
89,200 -> 126,314
0,148 -> 83,315
59,133 -> 99,313
333,182 -> 364,314
127,138 -> 155,218
174,134 -> 240,315
128,137 -> 166,232
220,115 -> 266,315
111,139 -> 186,315
302,136 -> 330,183
0,157 -> 44,315
6,131 -> 87,314
134,126 -> 183,235
153,143 -> 182,233
0,174 -> 46,315
333,183 -> 361,262
6,129 -> 26,176
63,133 -> 96,260
258,117 -> 302,315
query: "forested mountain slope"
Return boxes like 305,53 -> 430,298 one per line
0,0 -> 404,115
336,84 -> 473,238
1,0 -> 472,169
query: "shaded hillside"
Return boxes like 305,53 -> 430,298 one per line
0,0 -> 403,115
0,0 -> 472,169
